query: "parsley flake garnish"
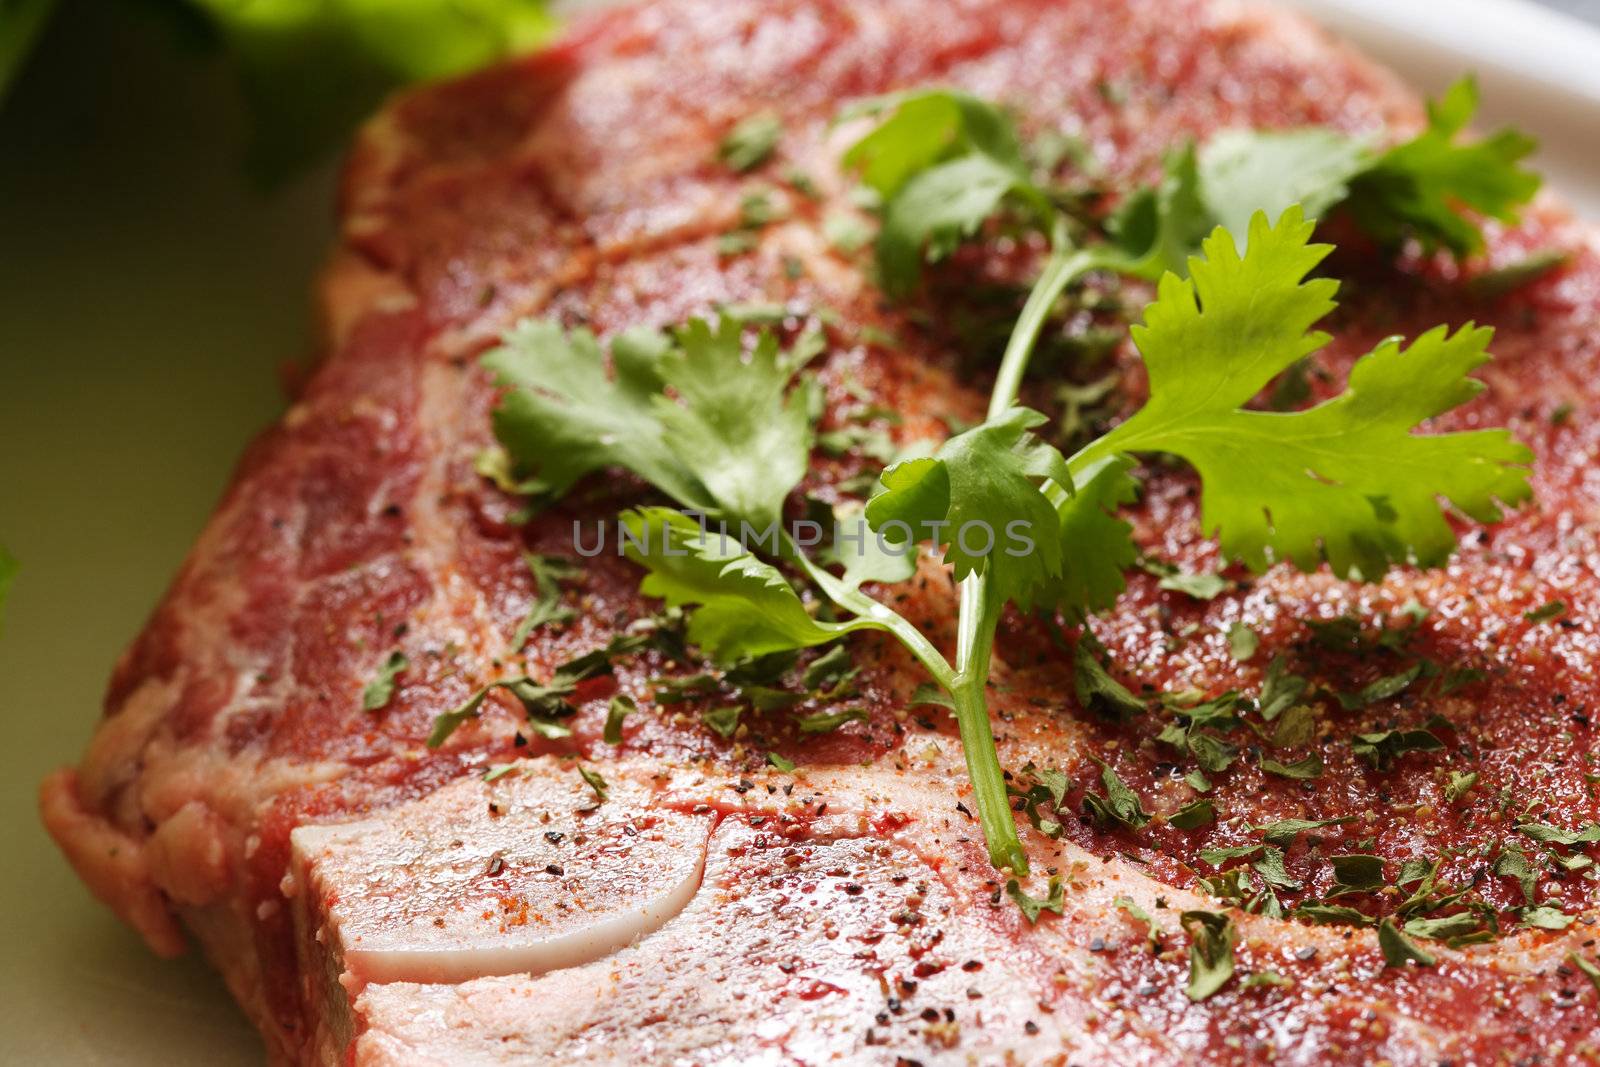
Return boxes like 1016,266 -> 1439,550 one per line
361,650 -> 408,712
603,695 -> 634,745
577,765 -> 609,804
718,111 -> 783,172
1524,600 -> 1567,625
1082,758 -> 1151,831
1378,917 -> 1436,968
1260,754 -> 1323,780
1006,876 -> 1065,922
702,705 -> 743,739
1351,727 -> 1445,771
1253,816 -> 1351,847
795,707 -> 869,735
511,553 -> 579,650
429,637 -> 639,748
1168,798 -> 1216,830
1444,770 -> 1479,804
1181,910 -> 1238,1001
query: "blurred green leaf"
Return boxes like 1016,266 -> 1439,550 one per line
190,0 -> 557,180
0,0 -> 56,102
0,542 -> 16,634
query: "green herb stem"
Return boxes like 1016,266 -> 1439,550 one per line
987,226 -> 1091,420
946,227 -> 1092,875
949,575 -> 1028,872
788,541 -> 954,686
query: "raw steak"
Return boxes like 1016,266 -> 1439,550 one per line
41,0 -> 1600,1063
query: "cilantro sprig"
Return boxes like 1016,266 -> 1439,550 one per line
853,79 -> 1538,306
465,85 -> 1534,877
1200,78 -> 1540,257
1074,210 -> 1531,578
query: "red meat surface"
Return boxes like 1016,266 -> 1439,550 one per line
41,1 -> 1600,1063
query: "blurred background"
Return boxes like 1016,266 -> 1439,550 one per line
0,0 -> 1596,1062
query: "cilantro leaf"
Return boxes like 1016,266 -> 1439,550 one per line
197,0 -> 558,181
1227,622 -> 1259,662
1033,456 -> 1140,614
1141,557 -> 1230,600
1520,905 -> 1575,931
1569,953 -> 1600,1008
866,416 -> 1135,617
910,683 -> 955,711
1186,731 -> 1239,775
486,317 -> 819,528
1169,798 -> 1216,829
1404,912 -> 1483,942
1086,208 -> 1531,579
830,507 -> 918,591
1101,144 -> 1210,281
1328,853 -> 1386,895
1253,846 -> 1302,891
844,91 -> 1027,200
865,407 -> 1072,604
842,90 -> 1048,296
1199,844 -> 1262,867
702,706 -> 743,739
1445,770 -> 1479,803
1115,895 -> 1158,937
1199,128 -> 1371,244
361,650 -> 408,712
875,155 -> 1030,296
1468,249 -> 1568,299
1295,904 -> 1372,926
1260,754 -> 1323,780
1199,79 -> 1539,258
1334,663 -> 1423,710
1257,656 -> 1308,722
622,508 -> 886,663
801,645 -> 857,692
1346,77 -> 1539,257
485,322 -> 703,507
1516,822 -> 1600,847
1524,600 -> 1567,625
1268,704 -> 1316,748
578,765 -> 609,803
653,318 -> 819,528
1495,847 -> 1537,905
